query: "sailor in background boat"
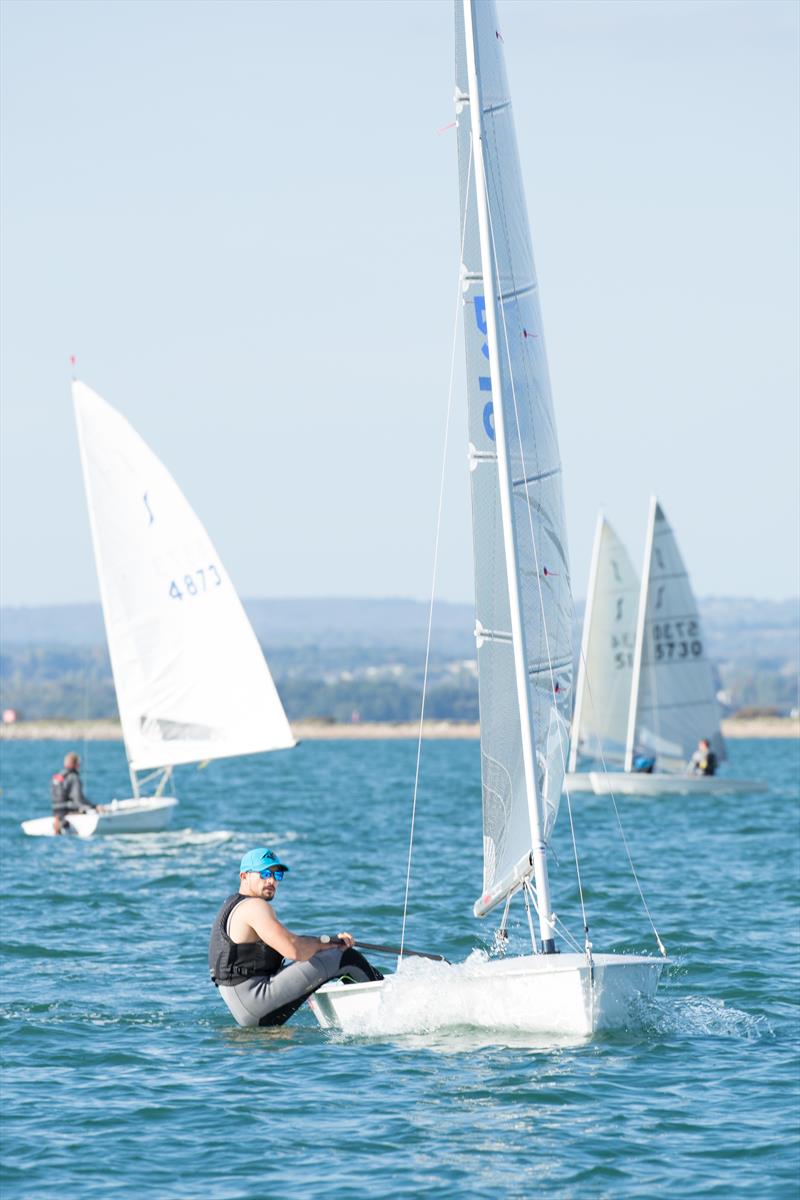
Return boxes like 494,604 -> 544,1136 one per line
208,847 -> 383,1027
51,752 -> 101,835
688,738 -> 718,777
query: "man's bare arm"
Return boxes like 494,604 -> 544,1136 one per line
232,899 -> 351,961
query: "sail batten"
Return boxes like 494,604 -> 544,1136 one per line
513,467 -> 561,487
529,656 -> 572,676
74,381 -> 295,773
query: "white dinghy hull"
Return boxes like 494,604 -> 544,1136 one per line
21,796 -> 178,838
308,953 -> 664,1037
563,773 -> 599,794
588,772 -> 768,797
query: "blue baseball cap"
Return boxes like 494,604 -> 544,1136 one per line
239,847 -> 290,875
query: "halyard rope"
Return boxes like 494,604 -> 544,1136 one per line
576,654 -> 667,956
524,879 -> 584,954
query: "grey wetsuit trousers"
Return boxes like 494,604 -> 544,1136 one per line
218,946 -> 381,1028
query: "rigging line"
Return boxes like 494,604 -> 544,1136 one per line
399,138 -> 474,959
481,144 -> 590,947
524,879 -> 584,954
645,555 -> 663,760
521,879 -> 538,954
624,510 -> 651,769
81,649 -> 91,790
640,508 -> 665,764
575,641 -> 667,956
649,609 -> 664,768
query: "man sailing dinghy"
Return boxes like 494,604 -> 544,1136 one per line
21,382 -> 295,837
309,0 -> 667,1036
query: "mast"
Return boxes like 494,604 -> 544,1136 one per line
568,511 -> 605,773
463,0 -> 556,952
624,495 -> 658,772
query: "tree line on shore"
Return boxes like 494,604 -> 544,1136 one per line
1,639 -> 795,723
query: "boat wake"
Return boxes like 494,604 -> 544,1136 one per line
107,829 -> 237,856
106,829 -> 300,857
629,993 -> 774,1040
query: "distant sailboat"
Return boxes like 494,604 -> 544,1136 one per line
564,513 -> 639,792
309,0 -> 666,1036
21,381 -> 295,837
581,497 -> 766,796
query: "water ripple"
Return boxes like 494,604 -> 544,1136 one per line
1,737 -> 798,1198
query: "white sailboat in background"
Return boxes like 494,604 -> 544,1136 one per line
564,513 -> 639,793
309,0 -> 666,1036
21,381 -> 295,837
588,496 -> 766,796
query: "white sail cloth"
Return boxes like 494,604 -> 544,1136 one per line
74,381 -> 295,772
626,498 -> 725,772
569,516 -> 639,770
456,0 -> 573,901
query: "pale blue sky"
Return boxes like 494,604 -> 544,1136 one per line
1,0 -> 798,608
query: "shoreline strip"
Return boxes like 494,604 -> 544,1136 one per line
1,718 -> 797,741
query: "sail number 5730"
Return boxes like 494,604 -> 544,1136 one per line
169,565 -> 221,600
651,620 -> 702,660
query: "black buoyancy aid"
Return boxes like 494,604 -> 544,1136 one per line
51,773 -> 67,812
701,751 -> 718,776
208,893 -> 284,986
52,769 -> 86,813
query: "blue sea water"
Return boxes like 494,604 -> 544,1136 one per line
1,736 -> 798,1199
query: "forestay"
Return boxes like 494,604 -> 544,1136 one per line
625,497 -> 725,773
569,515 -> 639,770
74,381 -> 295,772
455,0 -> 573,905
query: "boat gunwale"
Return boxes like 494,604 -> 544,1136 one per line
315,951 -> 667,997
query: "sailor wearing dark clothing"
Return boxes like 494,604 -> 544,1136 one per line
51,751 -> 97,835
209,847 -> 383,1027
689,738 -> 717,777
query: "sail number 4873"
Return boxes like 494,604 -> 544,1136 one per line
169,565 -> 221,600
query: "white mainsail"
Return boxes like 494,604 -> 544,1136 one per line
625,496 -> 725,773
456,0 -> 573,919
569,514 -> 639,771
74,380 -> 295,774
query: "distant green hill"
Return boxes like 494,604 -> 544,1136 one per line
0,597 -> 476,652
1,596 -> 797,721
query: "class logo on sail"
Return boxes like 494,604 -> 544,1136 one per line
474,294 -> 495,440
